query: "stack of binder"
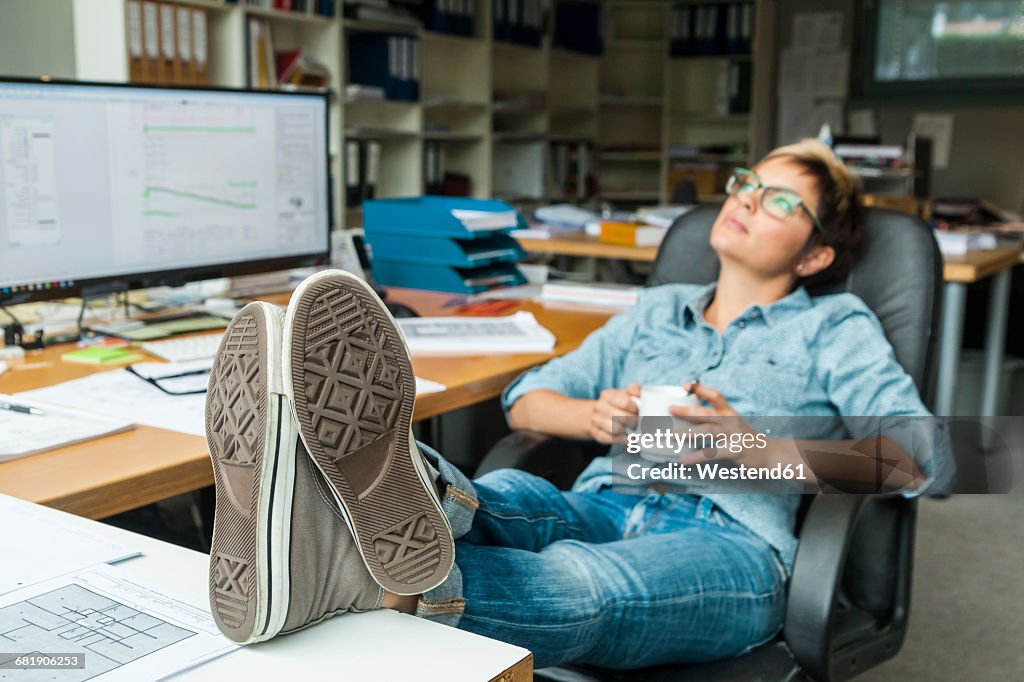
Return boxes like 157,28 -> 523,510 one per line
725,60 -> 752,114
125,1 -> 211,85
363,197 -> 528,294
345,139 -> 381,207
670,2 -> 754,57
493,0 -> 545,47
550,141 -> 594,200
425,0 -> 477,37
348,32 -> 421,101
553,1 -> 602,55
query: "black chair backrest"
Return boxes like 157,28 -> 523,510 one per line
649,204 -> 944,620
648,205 -> 943,400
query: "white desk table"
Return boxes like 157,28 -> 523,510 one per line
8,502 -> 533,681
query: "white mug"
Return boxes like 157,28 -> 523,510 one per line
629,385 -> 701,462
630,384 -> 700,418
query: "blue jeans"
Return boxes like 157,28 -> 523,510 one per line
416,451 -> 788,670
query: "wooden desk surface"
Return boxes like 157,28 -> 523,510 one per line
516,232 -> 1020,284
0,289 -> 613,519
941,248 -> 1021,284
515,232 -> 660,262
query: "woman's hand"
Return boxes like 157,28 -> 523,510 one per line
668,381 -> 768,467
590,383 -> 641,444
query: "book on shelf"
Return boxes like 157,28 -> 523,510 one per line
670,2 -> 754,57
549,141 -> 595,200
424,0 -> 477,37
494,0 -> 545,47
344,138 -> 381,207
348,32 -> 421,101
247,17 -> 278,88
237,0 -> 336,17
344,0 -> 422,27
276,49 -> 331,87
554,1 -> 602,55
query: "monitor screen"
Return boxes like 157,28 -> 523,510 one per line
0,79 -> 330,302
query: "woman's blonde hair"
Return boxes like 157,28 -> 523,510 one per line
764,139 -> 864,287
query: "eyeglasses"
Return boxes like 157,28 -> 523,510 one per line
125,365 -> 209,396
725,168 -> 824,232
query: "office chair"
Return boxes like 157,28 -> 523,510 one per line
475,205 -> 944,681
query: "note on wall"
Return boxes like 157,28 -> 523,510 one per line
777,47 -> 815,143
812,49 -> 850,99
792,11 -> 844,48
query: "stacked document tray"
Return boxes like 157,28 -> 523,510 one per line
364,196 -> 528,294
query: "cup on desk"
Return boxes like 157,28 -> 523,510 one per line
629,385 -> 701,462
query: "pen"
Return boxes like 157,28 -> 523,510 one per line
0,401 -> 44,416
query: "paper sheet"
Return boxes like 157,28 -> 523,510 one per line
0,495 -> 140,595
17,371 -> 209,436
812,49 -> 850,98
777,47 -> 815,144
397,311 -> 557,354
415,377 -> 446,395
792,11 -> 843,48
17,362 -> 447,439
0,564 -> 237,681
0,394 -> 135,460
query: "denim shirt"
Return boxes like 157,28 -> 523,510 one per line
502,283 -> 946,571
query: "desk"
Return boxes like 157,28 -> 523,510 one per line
0,290 -> 613,519
11,498 -> 533,681
935,248 -> 1019,417
517,233 -> 1021,417
514,232 -> 659,263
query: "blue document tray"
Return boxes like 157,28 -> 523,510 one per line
364,196 -> 525,238
366,233 -> 526,268
371,261 -> 526,294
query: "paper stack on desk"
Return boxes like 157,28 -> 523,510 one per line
397,311 -> 556,354
0,495 -> 140,594
0,394 -> 135,461
933,230 -> 997,255
540,281 -> 640,308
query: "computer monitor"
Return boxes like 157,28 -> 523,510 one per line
0,78 -> 331,304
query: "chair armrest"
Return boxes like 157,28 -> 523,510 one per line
784,495 -> 867,681
474,431 -> 600,490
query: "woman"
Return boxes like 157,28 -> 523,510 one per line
206,140 -> 944,668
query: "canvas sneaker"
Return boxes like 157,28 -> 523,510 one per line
205,302 -> 383,643
282,270 -> 455,596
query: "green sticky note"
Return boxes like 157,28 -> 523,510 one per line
62,347 -> 147,365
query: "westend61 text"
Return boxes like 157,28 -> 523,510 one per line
626,462 -> 808,482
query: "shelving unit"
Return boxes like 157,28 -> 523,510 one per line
0,0 -> 776,222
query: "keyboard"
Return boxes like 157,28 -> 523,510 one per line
141,334 -> 224,363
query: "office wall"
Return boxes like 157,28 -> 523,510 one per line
774,0 -> 1024,212
0,0 -> 76,78
877,107 -> 1024,213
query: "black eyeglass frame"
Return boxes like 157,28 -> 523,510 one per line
726,167 -> 826,233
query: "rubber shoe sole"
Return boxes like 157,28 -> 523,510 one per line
206,302 -> 296,643
283,270 -> 454,596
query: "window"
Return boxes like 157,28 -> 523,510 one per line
857,0 -> 1024,103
